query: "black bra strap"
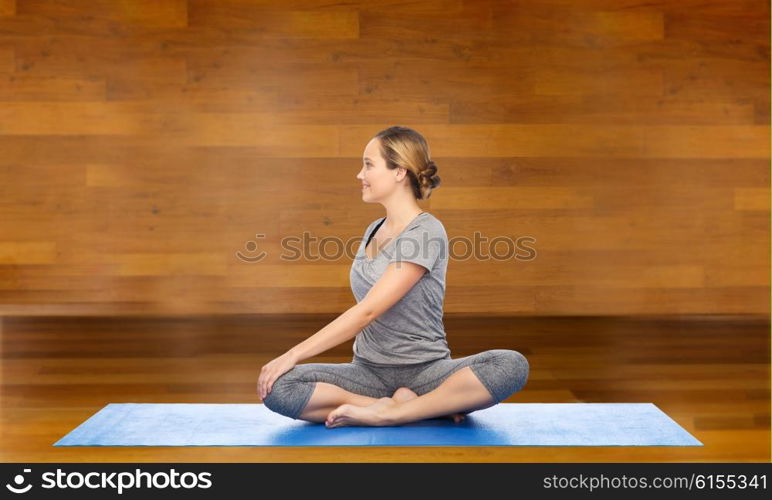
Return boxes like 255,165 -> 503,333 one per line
365,217 -> 386,249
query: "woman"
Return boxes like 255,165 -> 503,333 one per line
259,126 -> 529,428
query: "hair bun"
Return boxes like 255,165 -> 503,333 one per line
424,160 -> 437,178
419,160 -> 440,191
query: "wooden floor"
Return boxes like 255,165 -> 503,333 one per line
0,314 -> 768,462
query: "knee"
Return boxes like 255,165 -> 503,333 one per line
260,371 -> 290,413
489,349 -> 529,396
260,369 -> 307,419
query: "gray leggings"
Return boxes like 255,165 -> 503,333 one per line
262,349 -> 529,420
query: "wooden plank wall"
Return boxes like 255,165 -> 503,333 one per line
0,0 -> 768,316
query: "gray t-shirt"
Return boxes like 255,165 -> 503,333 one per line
349,212 -> 451,365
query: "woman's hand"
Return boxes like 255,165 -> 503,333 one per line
258,351 -> 298,400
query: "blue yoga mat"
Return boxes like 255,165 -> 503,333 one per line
53,402 -> 702,447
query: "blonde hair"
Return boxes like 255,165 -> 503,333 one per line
372,126 -> 441,200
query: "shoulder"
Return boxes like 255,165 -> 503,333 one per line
407,213 -> 446,238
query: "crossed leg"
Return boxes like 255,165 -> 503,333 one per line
263,361 -> 394,422
392,387 -> 469,423
296,383 -> 465,423
326,366 -> 497,428
274,350 -> 528,427
358,387 -> 468,424
297,382 -> 381,423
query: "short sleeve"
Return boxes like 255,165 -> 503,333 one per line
386,225 -> 444,272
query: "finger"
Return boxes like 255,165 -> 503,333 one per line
261,373 -> 271,399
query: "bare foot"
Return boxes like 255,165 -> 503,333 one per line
365,397 -> 398,413
324,388 -> 469,428
325,402 -> 393,428
392,387 -> 466,423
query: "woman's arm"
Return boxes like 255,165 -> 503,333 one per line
259,262 -> 426,399
288,303 -> 372,362
259,303 -> 372,399
288,262 -> 426,362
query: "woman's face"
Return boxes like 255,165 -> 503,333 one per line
357,138 -> 400,201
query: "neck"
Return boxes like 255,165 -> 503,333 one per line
382,204 -> 424,232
